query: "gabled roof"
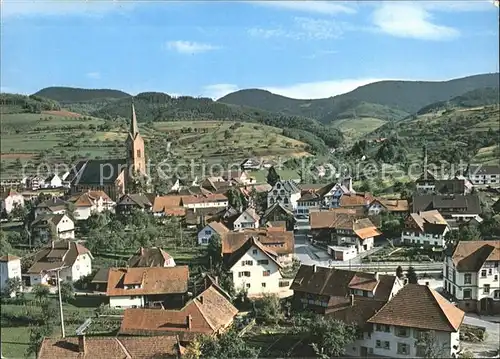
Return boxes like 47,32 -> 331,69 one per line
434,179 -> 466,195
407,210 -> 449,235
225,237 -> 283,269
67,159 -> 127,185
223,229 -> 294,256
119,285 -> 238,340
412,194 -> 481,214
275,180 -> 301,194
45,173 -> 60,182
69,190 -> 114,208
451,240 -> 500,272
152,195 -> 183,214
117,193 -> 152,208
297,191 -> 321,202
106,266 -> 189,297
467,164 -> 500,176
237,207 -> 260,222
37,336 -> 181,359
291,265 -> 397,302
367,284 -> 465,332
310,211 -> 379,239
31,213 -> 71,228
36,197 -> 67,211
262,202 -> 294,219
340,193 -> 374,207
28,240 -> 91,274
207,221 -> 230,236
416,169 -> 436,182
128,247 -> 173,267
372,199 -> 409,212
181,193 -> 228,205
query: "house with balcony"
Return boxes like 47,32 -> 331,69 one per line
267,180 -> 301,211
224,236 -> 291,297
401,210 -> 450,247
25,240 -> 92,286
223,228 -> 295,264
443,240 -> 500,314
466,164 -> 500,187
31,213 -> 75,243
232,207 -> 260,231
106,266 -> 189,309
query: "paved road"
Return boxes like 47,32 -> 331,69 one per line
462,314 -> 500,358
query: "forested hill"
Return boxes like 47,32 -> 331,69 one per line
218,73 -> 499,123
33,87 -> 131,103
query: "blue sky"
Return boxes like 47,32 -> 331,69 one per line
1,1 -> 498,99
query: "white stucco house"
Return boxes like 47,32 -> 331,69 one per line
43,173 -> 63,188
0,189 -> 25,216
401,210 -> 450,247
197,221 -> 230,245
181,193 -> 229,210
31,213 -> 75,243
106,266 -> 189,309
443,240 -> 500,315
128,247 -> 176,267
267,180 -> 301,211
25,240 -> 93,286
466,164 -> 500,187
69,190 -> 115,220
233,207 -> 260,231
226,237 -> 291,297
0,255 -> 22,297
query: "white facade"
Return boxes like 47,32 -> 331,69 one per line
56,215 -> 76,240
367,201 -> 384,216
468,170 -> 500,186
346,325 -> 460,358
0,257 -> 22,297
295,200 -> 320,216
401,226 -> 450,247
444,256 -> 500,305
336,232 -> 374,254
267,181 -> 301,210
73,196 -> 115,220
109,295 -> 145,309
327,245 -> 357,261
29,252 -> 92,286
229,244 -> 290,297
43,174 -> 63,188
1,193 -> 25,215
183,199 -> 229,210
233,210 -> 259,231
197,224 -> 219,245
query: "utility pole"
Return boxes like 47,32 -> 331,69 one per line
56,269 -> 66,338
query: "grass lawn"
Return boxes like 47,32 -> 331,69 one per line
332,117 -> 387,141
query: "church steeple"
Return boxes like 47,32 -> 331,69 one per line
129,102 -> 139,139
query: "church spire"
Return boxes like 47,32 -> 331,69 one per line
130,101 -> 139,138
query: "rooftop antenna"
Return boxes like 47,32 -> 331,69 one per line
75,318 -> 92,336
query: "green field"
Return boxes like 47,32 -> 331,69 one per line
332,117 -> 387,141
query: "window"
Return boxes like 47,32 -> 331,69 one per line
238,271 -> 251,277
376,324 -> 390,332
137,149 -> 141,158
263,270 -> 270,277
284,197 -> 289,204
397,343 -> 409,355
262,283 -> 266,287
481,270 -> 487,278
489,268 -> 493,275
495,275 -> 498,281
252,250 -> 258,255
383,341 -> 390,350
375,340 -> 381,348
246,283 -> 251,288
463,289 -> 472,299
484,284 -> 490,294
257,259 -> 269,265
396,326 -> 409,337
494,290 -> 500,299
241,260 -> 253,266
464,273 -> 472,284
205,230 -> 211,235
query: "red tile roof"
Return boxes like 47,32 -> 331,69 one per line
106,266 -> 189,297
37,336 -> 181,359
222,229 -> 294,256
368,284 -> 465,332
451,240 -> 500,272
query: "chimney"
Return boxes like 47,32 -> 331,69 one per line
187,315 -> 192,329
374,272 -> 379,281
78,334 -> 86,353
425,281 -> 430,286
350,294 -> 354,307
199,296 -> 204,305
312,264 -> 317,273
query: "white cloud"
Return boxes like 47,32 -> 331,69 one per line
248,17 -> 345,40
86,72 -> 101,80
371,2 -> 460,41
0,0 -> 135,18
166,41 -> 220,54
204,78 -> 397,100
251,1 -> 356,15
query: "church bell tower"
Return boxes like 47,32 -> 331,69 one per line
126,102 -> 146,179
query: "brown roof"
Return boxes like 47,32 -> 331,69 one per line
119,285 -> 238,340
181,193 -> 227,205
225,236 -> 283,269
310,212 -> 380,239
368,284 -> 465,332
223,229 -> 294,256
106,266 -> 189,297
0,254 -> 21,262
451,240 -> 500,272
127,247 -> 173,268
377,199 -> 409,212
207,221 -> 230,236
340,193 -> 374,207
69,190 -> 113,208
266,221 -> 287,229
152,195 -> 183,214
28,240 -> 91,274
37,336 -> 181,359
291,265 -> 397,302
327,298 -> 387,329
